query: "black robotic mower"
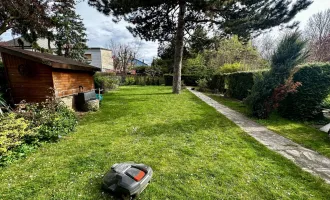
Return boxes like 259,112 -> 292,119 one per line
102,163 -> 153,199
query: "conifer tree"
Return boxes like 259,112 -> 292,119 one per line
53,0 -> 87,62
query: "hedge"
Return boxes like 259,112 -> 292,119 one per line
123,75 -> 164,86
164,74 -> 200,86
208,71 -> 257,100
226,72 -> 255,100
208,74 -> 225,93
278,63 -> 330,120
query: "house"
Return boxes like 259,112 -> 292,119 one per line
132,58 -> 148,67
3,37 -> 56,51
3,38 -> 114,72
84,48 -> 114,72
0,45 -> 100,109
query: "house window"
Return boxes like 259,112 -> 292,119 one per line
85,54 -> 92,61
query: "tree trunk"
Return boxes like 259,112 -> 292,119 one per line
172,1 -> 186,94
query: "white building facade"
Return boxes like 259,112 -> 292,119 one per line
84,48 -> 114,72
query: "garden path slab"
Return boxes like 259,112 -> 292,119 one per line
188,88 -> 330,184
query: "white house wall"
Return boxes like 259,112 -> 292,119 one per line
85,49 -> 103,69
100,49 -> 114,71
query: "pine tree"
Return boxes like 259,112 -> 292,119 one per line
53,0 -> 87,62
189,25 -> 212,54
88,0 -> 312,94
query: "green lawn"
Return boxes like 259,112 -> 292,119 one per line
207,94 -> 330,159
1,86 -> 330,199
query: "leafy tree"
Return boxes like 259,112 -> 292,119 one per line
205,36 -> 267,72
52,0 -> 87,62
305,9 -> 330,62
0,0 -> 52,37
245,32 -> 308,119
108,40 -> 140,74
88,0 -> 312,94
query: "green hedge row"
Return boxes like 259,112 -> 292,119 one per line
209,72 -> 257,100
164,74 -> 200,86
123,76 -> 164,86
227,72 -> 255,100
278,63 -> 330,120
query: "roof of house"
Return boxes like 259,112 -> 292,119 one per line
0,45 -> 100,72
132,58 -> 148,66
87,47 -> 112,51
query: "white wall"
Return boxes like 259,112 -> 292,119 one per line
85,49 -> 114,72
100,49 -> 114,71
84,49 -> 102,69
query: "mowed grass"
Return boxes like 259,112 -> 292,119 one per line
208,94 -> 330,159
1,86 -> 330,199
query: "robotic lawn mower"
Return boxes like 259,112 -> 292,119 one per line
102,162 -> 153,199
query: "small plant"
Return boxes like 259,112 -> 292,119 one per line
197,78 -> 208,92
0,113 -> 35,159
0,97 -> 11,116
17,99 -> 77,142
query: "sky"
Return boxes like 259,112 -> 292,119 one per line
1,0 -> 330,64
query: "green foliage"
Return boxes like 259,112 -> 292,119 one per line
183,54 -> 209,76
278,63 -> 330,120
0,113 -> 34,158
94,73 -> 120,91
134,66 -> 148,74
0,98 -> 77,166
189,25 -> 213,54
245,32 -> 307,118
219,62 -> 242,73
227,72 -> 255,100
322,94 -> 330,109
164,74 -> 200,86
205,36 -> 268,72
196,78 -> 208,92
17,99 -> 77,142
124,76 -> 136,85
53,0 -> 87,62
208,74 -> 225,93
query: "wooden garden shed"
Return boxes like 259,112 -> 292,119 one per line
0,45 -> 100,108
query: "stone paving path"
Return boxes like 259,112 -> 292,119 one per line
188,88 -> 330,184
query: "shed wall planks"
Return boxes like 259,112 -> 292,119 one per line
1,53 -> 53,103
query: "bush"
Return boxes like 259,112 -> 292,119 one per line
226,72 -> 255,100
0,113 -> 35,158
278,63 -> 330,120
17,99 -> 77,142
164,74 -> 200,86
197,78 -> 208,92
219,62 -> 242,73
245,32 -> 307,118
94,74 -> 120,91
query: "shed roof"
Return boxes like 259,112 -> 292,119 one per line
0,45 -> 100,72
